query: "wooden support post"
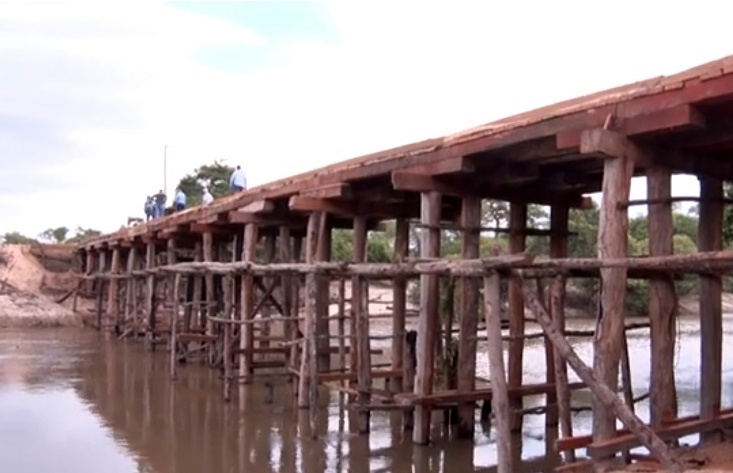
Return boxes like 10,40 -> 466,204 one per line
351,215 -> 368,405
85,250 -> 98,296
191,241 -> 203,331
124,247 -> 138,330
484,272 -> 513,473
413,191 -> 441,445
290,235 -> 303,374
170,273 -> 181,380
96,251 -> 107,330
698,176 -> 723,443
516,273 -> 684,473
144,242 -> 156,349
546,205 -> 568,429
390,218 -> 409,394
508,202 -> 527,432
337,277 -> 346,392
403,330 -> 417,431
353,216 -> 371,433
298,212 -> 321,408
647,167 -> 678,427
203,232 -> 215,358
223,274 -> 233,401
592,131 -> 635,449
457,196 -> 481,438
550,275 -> 574,462
261,234 -> 277,349
239,223 -> 258,384
316,214 -> 332,372
278,226 -> 294,367
108,247 -> 121,331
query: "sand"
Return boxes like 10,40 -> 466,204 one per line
607,439 -> 733,473
0,244 -> 84,327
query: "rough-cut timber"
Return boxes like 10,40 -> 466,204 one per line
77,55 -> 733,471
646,166 -> 678,427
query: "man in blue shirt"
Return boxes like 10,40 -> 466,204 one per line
229,165 -> 247,192
174,188 -> 186,212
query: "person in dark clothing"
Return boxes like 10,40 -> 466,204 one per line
153,189 -> 167,218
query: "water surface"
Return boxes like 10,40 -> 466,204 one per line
0,315 -> 731,473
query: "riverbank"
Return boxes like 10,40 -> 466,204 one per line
609,439 -> 733,472
0,244 -> 86,328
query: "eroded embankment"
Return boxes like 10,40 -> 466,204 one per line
0,244 -> 85,328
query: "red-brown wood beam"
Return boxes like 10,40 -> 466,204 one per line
288,195 -> 406,217
391,171 -> 594,209
300,183 -> 352,199
237,199 -> 275,213
557,105 -> 706,150
402,156 -> 476,175
189,223 -> 236,234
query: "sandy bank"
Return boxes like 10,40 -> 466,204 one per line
0,244 -> 85,328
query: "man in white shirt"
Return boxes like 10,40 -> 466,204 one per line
202,187 -> 214,205
229,165 -> 247,192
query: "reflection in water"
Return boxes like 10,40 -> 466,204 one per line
0,314 -> 731,473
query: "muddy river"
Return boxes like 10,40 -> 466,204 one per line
1,315 -> 732,473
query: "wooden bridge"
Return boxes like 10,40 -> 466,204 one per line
77,55 -> 733,473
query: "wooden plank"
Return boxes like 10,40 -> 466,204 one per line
315,214 -> 331,373
300,183 -> 352,199
646,167 -> 678,427
288,195 -> 399,217
403,156 -> 476,175
391,171 -> 594,209
698,176 -> 724,442
587,412 -> 733,460
392,172 -> 463,196
237,199 -> 274,214
190,223 -> 234,234
413,191 -> 441,445
589,129 -> 636,452
556,104 -> 706,149
516,273 -> 684,473
556,407 -> 733,451
395,381 -> 587,406
484,272 -> 513,473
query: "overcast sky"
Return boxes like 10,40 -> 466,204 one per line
2,1 -> 732,237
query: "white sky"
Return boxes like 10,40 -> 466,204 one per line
2,0 -> 732,237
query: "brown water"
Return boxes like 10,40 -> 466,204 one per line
0,315 -> 731,473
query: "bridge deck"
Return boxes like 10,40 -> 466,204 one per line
81,54 -> 733,249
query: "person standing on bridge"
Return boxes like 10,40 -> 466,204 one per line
229,165 -> 247,193
201,186 -> 214,205
173,188 -> 186,212
153,189 -> 167,218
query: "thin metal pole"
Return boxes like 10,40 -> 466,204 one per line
163,144 -> 168,195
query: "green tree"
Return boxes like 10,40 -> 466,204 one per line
177,160 -> 236,207
65,227 -> 102,245
39,226 -> 69,243
1,231 -> 38,245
